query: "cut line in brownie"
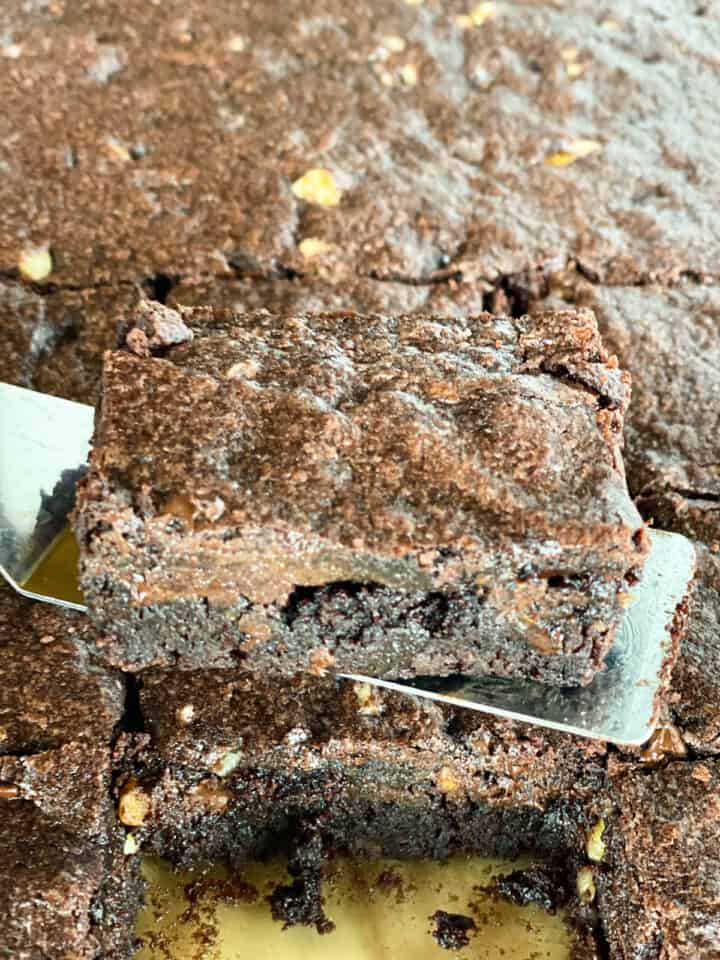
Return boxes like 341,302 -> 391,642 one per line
74,301 -> 647,683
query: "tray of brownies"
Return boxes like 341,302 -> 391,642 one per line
1,1 -> 718,958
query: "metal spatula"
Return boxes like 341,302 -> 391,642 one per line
0,382 -> 695,746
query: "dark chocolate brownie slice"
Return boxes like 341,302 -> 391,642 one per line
0,586 -> 125,832
596,759 -> 720,959
0,586 -> 140,959
121,667 -> 606,874
0,802 -> 140,960
74,302 -> 647,682
126,654 -> 720,950
1,2 -> 718,286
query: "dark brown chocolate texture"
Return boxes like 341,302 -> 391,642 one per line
598,759 -> 720,958
1,1 -> 719,287
535,279 -> 720,547
0,587 -> 141,958
73,302 -> 646,682
121,666 -> 606,869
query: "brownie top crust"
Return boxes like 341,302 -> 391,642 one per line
0,587 -> 123,755
1,1 -> 719,287
77,302 -> 644,613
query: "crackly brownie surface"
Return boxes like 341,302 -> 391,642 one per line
1,2 -> 719,287
597,759 -> 720,959
0,281 -> 141,406
590,283 -> 720,547
74,302 -> 646,682
0,274 -> 491,414
0,586 -> 125,833
0,587 -> 122,751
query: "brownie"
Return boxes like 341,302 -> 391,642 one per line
0,586 -> 124,832
666,545 -> 720,754
122,666 -> 606,874
597,759 -> 720,959
0,281 -> 140,406
535,279 -> 720,547
0,802 -> 140,960
0,586 -> 140,959
74,302 -> 646,683
123,649 -> 720,949
1,2 -> 718,287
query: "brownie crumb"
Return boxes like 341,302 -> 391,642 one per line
268,876 -> 335,935
184,875 -> 259,908
492,861 -> 572,914
431,910 -> 476,950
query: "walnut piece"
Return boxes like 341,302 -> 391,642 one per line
118,780 -> 151,826
435,766 -> 461,795
586,819 -> 606,863
576,866 -> 596,903
291,169 -> 341,207
18,247 -> 53,282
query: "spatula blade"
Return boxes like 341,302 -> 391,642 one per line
0,382 -> 93,611
343,529 -> 695,746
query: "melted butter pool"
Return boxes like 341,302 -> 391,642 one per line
135,856 -> 574,960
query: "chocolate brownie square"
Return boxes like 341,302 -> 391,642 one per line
597,759 -> 720,959
0,587 -> 124,832
74,301 -> 647,682
119,666 -> 605,928
0,802 -> 140,960
0,586 -> 140,959
532,279 -> 720,546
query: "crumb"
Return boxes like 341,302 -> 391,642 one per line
431,910 -> 476,950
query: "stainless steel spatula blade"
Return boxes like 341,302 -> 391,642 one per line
0,382 -> 92,611
0,382 -> 695,745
